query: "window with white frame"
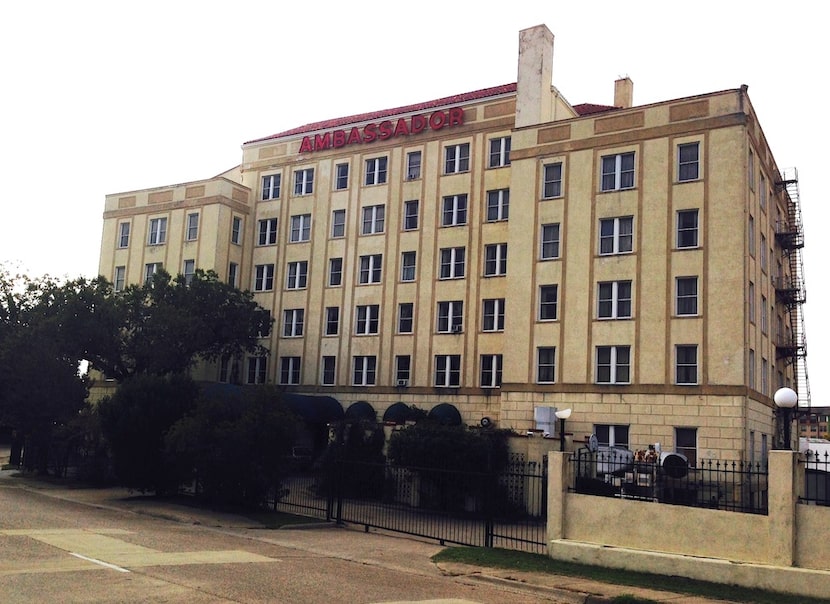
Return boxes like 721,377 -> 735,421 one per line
676,209 -> 699,248
294,168 -> 314,195
364,156 -> 388,186
598,281 -> 632,319
677,142 -> 700,182
675,277 -> 698,316
329,257 -> 343,286
286,261 -> 308,289
596,345 -> 631,384
331,209 -> 346,238
537,347 -> 556,383
186,213 -> 199,241
279,356 -> 300,385
114,266 -> 126,292
283,309 -> 305,337
600,152 -> 635,191
400,251 -> 416,281
362,204 -> 385,234
254,264 -> 275,291
439,247 -> 465,279
148,217 -> 167,245
321,356 -> 336,385
435,354 -> 461,387
353,356 -> 377,386
403,200 -> 419,230
396,355 -> 411,384
484,243 -> 507,276
480,354 -> 503,388
599,216 -> 633,255
358,254 -> 382,284
290,214 -> 311,242
118,222 -> 130,248
183,259 -> 195,285
257,217 -> 277,245
219,355 -> 241,384
444,143 -> 470,174
676,344 -> 698,384
542,162 -> 563,199
540,223 -> 560,259
398,302 -> 414,333
675,427 -> 698,466
262,173 -> 281,200
406,151 -> 421,180
489,137 -> 511,168
255,310 -> 271,338
335,163 -> 349,190
539,285 -> 558,320
228,262 -> 238,288
325,306 -> 339,335
482,298 -> 505,332
355,304 -> 380,335
594,425 -> 629,448
442,194 -> 467,226
231,216 -> 242,244
144,262 -> 163,284
486,189 -> 509,221
247,356 -> 268,384
437,301 -> 463,333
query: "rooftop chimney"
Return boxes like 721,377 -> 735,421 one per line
516,25 -> 554,128
614,77 -> 633,108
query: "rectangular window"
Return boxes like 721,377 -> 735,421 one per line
539,285 -> 558,320
762,357 -> 769,395
676,209 -> 699,248
118,222 -> 130,248
364,156 -> 388,186
228,262 -> 238,288
401,251 -> 416,282
600,152 -> 635,191
331,209 -> 346,238
398,302 -> 414,333
748,281 -> 756,323
537,347 -> 556,383
486,189 -> 510,221
480,354 -> 503,388
114,266 -> 126,291
675,277 -> 698,316
148,217 -> 167,245
353,356 -> 377,386
257,217 -> 278,246
247,356 -> 268,385
675,427 -> 698,466
144,262 -> 162,284
358,254 -> 383,284
231,216 -> 242,244
439,247 -> 465,279
594,425 -> 629,448
676,345 -> 698,385
596,345 -> 631,384
184,214 -> 198,242
435,354 -> 461,387
442,194 -> 467,226
542,163 -> 563,199
598,281 -> 632,319
761,295 -> 768,334
283,309 -> 305,337
183,259 -> 195,285
322,356 -> 337,385
262,173 -> 281,200
355,304 -> 380,335
329,257 -> 343,286
760,233 -> 767,272
748,215 -> 755,257
749,348 -> 756,389
406,151 -> 421,180
286,261 -> 308,289
437,301 -> 463,333
444,143 -> 470,174
395,356 -> 411,384
254,264 -> 275,291
540,223 -> 560,259
294,168 -> 314,195
362,204 -> 385,235
599,216 -> 633,255
219,356 -> 241,384
678,142 -> 700,182
325,306 -> 340,335
482,298 -> 505,332
489,137 -> 511,168
335,163 -> 349,190
484,243 -> 507,276
748,150 -> 755,190
290,214 -> 311,242
255,309 -> 271,338
760,174 -> 767,210
403,200 -> 419,230
279,357 -> 301,385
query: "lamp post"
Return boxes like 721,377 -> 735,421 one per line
554,408 -> 572,452
773,387 -> 798,451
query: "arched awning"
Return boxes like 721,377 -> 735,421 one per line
428,403 -> 462,426
345,400 -> 376,422
283,393 -> 344,423
383,401 -> 411,424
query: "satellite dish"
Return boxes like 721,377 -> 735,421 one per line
480,416 -> 493,428
588,434 -> 599,452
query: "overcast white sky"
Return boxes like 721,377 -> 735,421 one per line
1,1 -> 826,405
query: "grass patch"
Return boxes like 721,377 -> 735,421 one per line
432,547 -> 830,604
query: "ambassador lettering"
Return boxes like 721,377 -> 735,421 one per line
299,107 -> 464,153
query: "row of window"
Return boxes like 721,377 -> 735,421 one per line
118,215 -> 244,248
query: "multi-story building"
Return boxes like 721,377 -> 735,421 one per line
98,25 -> 808,462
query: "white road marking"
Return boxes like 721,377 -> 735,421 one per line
69,552 -> 130,573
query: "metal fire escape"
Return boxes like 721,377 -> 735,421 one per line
773,168 -> 810,407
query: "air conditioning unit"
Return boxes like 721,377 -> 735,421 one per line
396,379 -> 409,387
452,324 -> 463,333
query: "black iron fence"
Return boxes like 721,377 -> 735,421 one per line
801,451 -> 830,506
569,449 -> 768,514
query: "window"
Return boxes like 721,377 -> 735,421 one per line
760,174 -> 767,210
118,222 -> 130,248
539,285 -> 558,320
444,143 -> 470,174
355,304 -> 380,335
183,259 -> 195,285
290,214 -> 311,242
362,204 -> 385,234
114,266 -> 126,292
435,355 -> 461,387
395,356 -> 411,384
254,264 -> 275,291
760,233 -> 767,272
749,349 -> 756,389
406,151 -> 421,180
437,301 -> 463,333
286,261 -> 308,289
398,303 -> 414,333
219,356 -> 241,384
676,209 -> 699,248
599,217 -> 633,255
542,163 -> 563,199
748,281 -> 756,323
257,218 -> 278,245
322,356 -> 337,385
353,356 -> 377,386
148,217 -> 167,245
335,163 -> 349,190
596,345 -> 631,384
184,213 -> 199,241
231,216 -> 242,244
283,309 -> 305,337
675,277 -> 698,316
247,356 -> 268,385
144,263 -> 163,284
364,156 -> 388,186
480,354 -> 503,388
598,281 -> 632,319
442,194 -> 467,226
748,150 -> 755,190
255,310 -> 271,338
279,357 -> 301,385
676,345 -> 698,385
675,427 -> 698,466
677,142 -> 700,182
540,223 -> 560,259
537,347 -> 556,383
748,215 -> 755,257
594,425 -> 629,448
762,357 -> 769,395
403,200 -> 419,230
359,254 -> 382,284
325,307 -> 339,335
484,243 -> 507,276
761,295 -> 768,334
401,251 -> 416,281
329,257 -> 343,286
482,298 -> 505,332
262,173 -> 281,200
486,189 -> 509,221
600,152 -> 635,191
294,168 -> 314,195
331,209 -> 346,238
439,247 -> 465,279
228,262 -> 238,288
489,137 -> 511,168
